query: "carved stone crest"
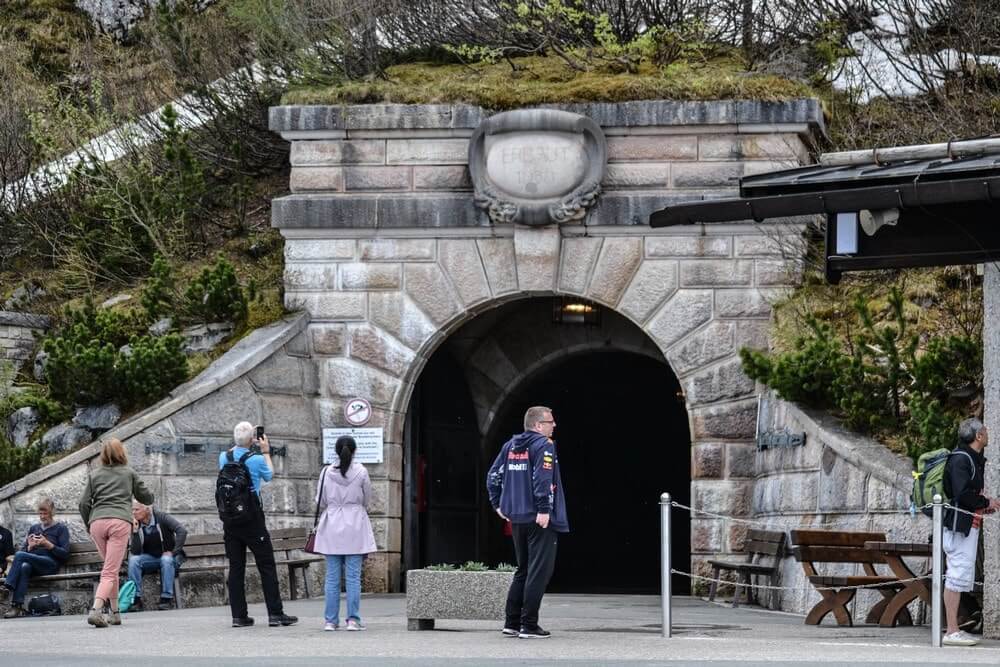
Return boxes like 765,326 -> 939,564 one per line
468,109 -> 607,226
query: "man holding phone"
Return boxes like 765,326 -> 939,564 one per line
2,498 -> 70,618
217,421 -> 297,628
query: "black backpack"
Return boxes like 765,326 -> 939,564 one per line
27,593 -> 61,616
216,450 -> 258,525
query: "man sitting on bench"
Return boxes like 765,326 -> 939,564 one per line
127,501 -> 188,611
1,498 -> 70,619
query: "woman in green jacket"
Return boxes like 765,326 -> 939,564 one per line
79,438 -> 154,628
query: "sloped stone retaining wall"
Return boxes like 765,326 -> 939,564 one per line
745,397 -> 929,623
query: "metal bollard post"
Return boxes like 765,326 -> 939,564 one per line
660,492 -> 672,638
931,493 -> 943,648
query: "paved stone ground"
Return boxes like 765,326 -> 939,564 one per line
1,594 -> 997,666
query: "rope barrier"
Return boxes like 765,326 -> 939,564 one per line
673,569 -> 987,593
671,569 -> 931,593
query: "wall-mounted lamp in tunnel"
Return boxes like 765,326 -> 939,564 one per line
552,298 -> 602,325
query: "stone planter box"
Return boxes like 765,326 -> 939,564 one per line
406,569 -> 515,630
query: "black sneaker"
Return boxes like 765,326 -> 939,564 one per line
130,599 -> 145,613
518,626 -> 551,638
268,614 -> 298,627
232,616 -> 255,628
157,598 -> 173,611
501,626 -> 519,637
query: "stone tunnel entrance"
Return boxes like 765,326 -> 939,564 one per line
403,298 -> 691,594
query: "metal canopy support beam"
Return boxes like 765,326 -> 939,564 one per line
649,174 -> 1000,228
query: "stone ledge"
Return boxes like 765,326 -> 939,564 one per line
0,312 -> 310,502
772,398 -> 913,492
0,311 -> 51,329
270,100 -> 827,138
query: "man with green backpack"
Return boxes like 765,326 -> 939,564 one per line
923,418 -> 1000,646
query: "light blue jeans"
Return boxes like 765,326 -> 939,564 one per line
324,554 -> 363,625
127,553 -> 178,598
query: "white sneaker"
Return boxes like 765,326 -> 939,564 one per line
345,619 -> 366,631
324,622 -> 338,631
943,631 -> 979,646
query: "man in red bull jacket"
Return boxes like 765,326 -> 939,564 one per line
486,405 -> 569,639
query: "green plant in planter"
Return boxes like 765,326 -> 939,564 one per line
459,561 -> 489,572
495,563 -> 517,572
424,564 -> 457,571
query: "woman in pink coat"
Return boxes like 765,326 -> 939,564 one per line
315,436 -> 377,631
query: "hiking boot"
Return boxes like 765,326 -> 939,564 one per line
501,626 -> 519,637
157,598 -> 173,611
108,610 -> 122,626
345,618 -> 366,631
268,614 -> 298,627
87,608 -> 109,628
942,630 -> 979,646
519,626 -> 551,639
3,605 -> 26,619
232,616 -> 255,628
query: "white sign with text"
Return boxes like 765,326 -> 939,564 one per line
322,427 -> 384,465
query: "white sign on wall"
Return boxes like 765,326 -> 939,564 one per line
322,427 -> 384,465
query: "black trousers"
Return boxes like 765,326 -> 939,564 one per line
505,522 -> 559,630
224,511 -> 284,619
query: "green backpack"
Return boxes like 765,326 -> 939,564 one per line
912,447 -> 974,517
118,579 -> 137,613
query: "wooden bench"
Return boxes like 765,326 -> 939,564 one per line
790,529 -> 908,627
29,542 -> 104,594
174,527 -> 322,608
707,529 -> 786,609
22,527 -> 321,609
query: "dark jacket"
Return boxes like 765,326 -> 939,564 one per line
130,510 -> 188,565
486,431 -> 569,532
944,442 -> 989,535
20,522 -> 71,564
0,525 -> 14,573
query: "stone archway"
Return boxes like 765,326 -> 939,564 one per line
401,295 -> 692,592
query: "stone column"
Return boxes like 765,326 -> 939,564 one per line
983,263 -> 1000,639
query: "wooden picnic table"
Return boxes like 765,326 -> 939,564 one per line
864,541 -> 931,628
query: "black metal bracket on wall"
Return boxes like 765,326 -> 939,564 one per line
145,437 -> 287,457
756,431 -> 806,451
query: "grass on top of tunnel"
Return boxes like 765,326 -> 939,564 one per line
281,55 -> 816,109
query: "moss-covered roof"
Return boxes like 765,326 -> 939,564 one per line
282,56 -> 816,109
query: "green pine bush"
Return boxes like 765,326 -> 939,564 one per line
141,254 -> 177,322
0,434 -> 45,488
185,255 -> 248,324
117,334 -> 188,408
742,286 -> 981,463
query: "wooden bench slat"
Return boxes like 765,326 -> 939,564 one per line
790,530 -> 887,547
706,560 -> 776,574
746,529 -> 785,543
809,575 -> 899,587
792,546 -> 884,564
744,540 -> 783,556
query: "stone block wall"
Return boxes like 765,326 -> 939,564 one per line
0,311 -> 49,380
0,313 -> 338,609
746,397 -> 930,622
270,101 -> 826,588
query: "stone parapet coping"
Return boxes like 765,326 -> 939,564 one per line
269,100 -> 827,138
0,311 -> 51,328
783,399 -> 914,492
0,311 -> 309,501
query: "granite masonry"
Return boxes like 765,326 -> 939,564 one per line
0,100 -> 829,607
268,100 -> 824,589
745,396 -> 930,624
0,311 -> 50,383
